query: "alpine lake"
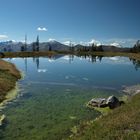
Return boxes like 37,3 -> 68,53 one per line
0,54 -> 140,140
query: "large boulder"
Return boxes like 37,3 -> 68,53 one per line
106,96 -> 120,109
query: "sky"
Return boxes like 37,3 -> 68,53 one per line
0,0 -> 140,47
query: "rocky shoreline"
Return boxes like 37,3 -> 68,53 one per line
84,84 -> 140,125
122,84 -> 140,96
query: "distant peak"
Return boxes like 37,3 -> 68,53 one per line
48,39 -> 56,42
110,42 -> 122,48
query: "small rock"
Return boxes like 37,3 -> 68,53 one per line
88,98 -> 107,108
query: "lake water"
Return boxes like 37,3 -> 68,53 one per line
1,55 -> 140,140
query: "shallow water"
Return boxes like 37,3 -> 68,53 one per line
1,55 -> 140,140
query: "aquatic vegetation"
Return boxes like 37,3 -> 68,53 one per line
1,56 -> 140,140
1,86 -> 120,140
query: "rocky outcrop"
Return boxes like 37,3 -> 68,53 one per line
87,96 -> 124,109
123,85 -> 140,96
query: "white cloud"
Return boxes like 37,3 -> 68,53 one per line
0,35 -> 8,40
37,27 -> 47,31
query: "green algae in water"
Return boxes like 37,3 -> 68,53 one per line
0,83 -> 19,111
1,86 -> 121,140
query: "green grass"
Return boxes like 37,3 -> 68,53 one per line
69,93 -> 140,140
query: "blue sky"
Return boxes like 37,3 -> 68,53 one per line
0,0 -> 140,46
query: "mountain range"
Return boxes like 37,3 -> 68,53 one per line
0,40 -> 132,52
0,40 -> 70,52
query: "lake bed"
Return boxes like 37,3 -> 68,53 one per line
1,55 -> 140,140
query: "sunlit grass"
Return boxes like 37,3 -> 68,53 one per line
0,60 -> 21,103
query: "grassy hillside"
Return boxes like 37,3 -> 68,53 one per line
0,60 -> 21,102
69,93 -> 140,140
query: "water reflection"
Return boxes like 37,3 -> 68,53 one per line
24,58 -> 27,72
77,54 -> 103,63
6,54 -> 140,72
130,58 -> 140,71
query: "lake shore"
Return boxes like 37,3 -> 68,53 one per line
0,60 -> 21,125
1,51 -> 140,61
